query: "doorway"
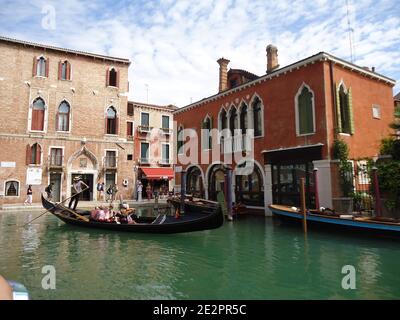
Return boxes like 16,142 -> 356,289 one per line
71,173 -> 93,201
50,173 -> 62,202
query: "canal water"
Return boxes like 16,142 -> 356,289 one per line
0,209 -> 399,299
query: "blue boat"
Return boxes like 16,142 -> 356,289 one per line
269,204 -> 400,238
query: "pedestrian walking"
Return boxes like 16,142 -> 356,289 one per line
24,185 -> 33,205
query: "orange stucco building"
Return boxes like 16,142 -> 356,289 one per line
173,45 -> 396,215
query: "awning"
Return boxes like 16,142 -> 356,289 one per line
140,167 -> 174,180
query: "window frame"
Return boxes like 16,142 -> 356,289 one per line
105,106 -> 118,135
4,180 -> 20,197
56,100 -> 71,132
140,142 -> 150,163
161,143 -> 170,164
294,83 -> 316,136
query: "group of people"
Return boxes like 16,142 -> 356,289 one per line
90,204 -> 137,224
96,181 -> 118,203
135,181 -> 170,201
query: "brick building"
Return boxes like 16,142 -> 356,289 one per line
128,101 -> 176,199
174,45 -> 396,215
395,92 -> 400,109
0,36 -> 134,205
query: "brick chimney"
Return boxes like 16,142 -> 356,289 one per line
266,45 -> 279,74
217,57 -> 230,92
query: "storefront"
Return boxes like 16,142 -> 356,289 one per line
138,167 -> 174,198
263,144 -> 323,208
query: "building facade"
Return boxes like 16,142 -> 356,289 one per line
174,45 -> 396,214
0,36 -> 134,205
129,101 -> 176,199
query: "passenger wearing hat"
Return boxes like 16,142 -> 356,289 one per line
68,176 -> 89,210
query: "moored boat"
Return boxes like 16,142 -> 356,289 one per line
269,204 -> 400,238
42,195 -> 223,234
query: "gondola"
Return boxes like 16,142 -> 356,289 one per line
269,204 -> 400,238
42,195 -> 224,234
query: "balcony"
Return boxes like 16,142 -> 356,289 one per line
47,155 -> 64,169
138,125 -> 152,133
103,156 -> 117,169
139,157 -> 150,165
161,127 -> 172,135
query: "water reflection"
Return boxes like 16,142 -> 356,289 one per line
0,212 -> 399,299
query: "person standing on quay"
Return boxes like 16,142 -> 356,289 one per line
45,183 -> 54,200
137,181 -> 143,202
24,185 -> 33,205
146,184 -> 152,201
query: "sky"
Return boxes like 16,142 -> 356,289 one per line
0,0 -> 399,107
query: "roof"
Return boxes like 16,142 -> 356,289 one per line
129,101 -> 178,112
228,68 -> 259,81
174,51 -> 396,115
395,92 -> 400,101
0,35 -> 131,65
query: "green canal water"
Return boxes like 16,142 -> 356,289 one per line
0,209 -> 399,300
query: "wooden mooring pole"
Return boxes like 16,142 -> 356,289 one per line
300,177 -> 308,234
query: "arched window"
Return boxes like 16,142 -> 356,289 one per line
36,57 -> 46,77
59,60 -> 71,80
107,67 -> 119,87
177,126 -> 184,155
235,162 -> 264,206
219,109 -> 228,153
106,106 -> 118,134
186,166 -> 204,198
338,84 -> 353,134
202,116 -> 212,150
26,143 -> 41,165
5,181 -> 19,197
240,104 -> 248,150
252,98 -> 263,137
57,101 -> 70,131
296,85 -> 315,135
229,107 -> 238,151
31,97 -> 45,131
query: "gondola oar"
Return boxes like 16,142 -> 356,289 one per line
23,188 -> 88,226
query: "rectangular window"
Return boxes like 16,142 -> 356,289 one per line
50,148 -> 63,166
141,113 -> 149,127
372,105 -> 381,119
162,144 -> 170,164
162,115 -> 170,129
127,154 -> 133,161
127,104 -> 134,116
127,121 -> 133,136
141,143 -> 149,163
105,150 -> 116,167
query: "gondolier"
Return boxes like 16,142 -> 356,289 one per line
69,176 -> 88,210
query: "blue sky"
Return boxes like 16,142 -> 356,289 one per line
0,0 -> 399,106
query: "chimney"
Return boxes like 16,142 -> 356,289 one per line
266,44 -> 279,74
217,57 -> 230,92
372,66 -> 375,72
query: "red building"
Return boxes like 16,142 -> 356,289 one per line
173,45 -> 396,215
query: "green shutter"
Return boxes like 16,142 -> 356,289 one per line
335,83 -> 342,133
347,87 -> 354,134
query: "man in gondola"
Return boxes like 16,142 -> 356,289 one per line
69,176 -> 88,211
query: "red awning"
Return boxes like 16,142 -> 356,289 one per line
140,167 -> 174,180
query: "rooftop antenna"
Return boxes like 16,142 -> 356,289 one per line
346,0 -> 355,63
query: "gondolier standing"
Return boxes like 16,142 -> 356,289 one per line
69,176 -> 88,210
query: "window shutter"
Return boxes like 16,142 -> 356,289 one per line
26,144 -> 31,165
58,61 -> 62,80
36,144 -> 41,165
348,87 -> 354,134
32,57 -> 38,76
106,68 -> 110,87
105,117 -> 108,134
66,61 -> 71,80
45,58 -> 49,78
335,84 -> 342,133
116,69 -> 120,88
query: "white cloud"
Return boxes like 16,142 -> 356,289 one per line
0,0 -> 399,105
